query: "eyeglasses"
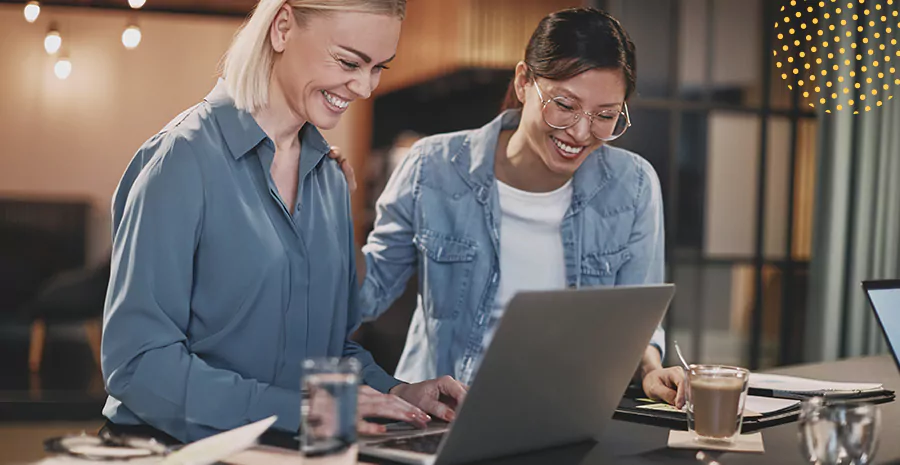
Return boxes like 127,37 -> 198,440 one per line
532,77 -> 632,142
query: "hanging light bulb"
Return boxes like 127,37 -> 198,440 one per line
54,58 -> 72,80
128,0 -> 146,9
44,28 -> 61,55
24,1 -> 40,23
121,24 -> 142,49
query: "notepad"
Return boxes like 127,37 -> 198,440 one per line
634,395 -> 799,416
749,373 -> 884,397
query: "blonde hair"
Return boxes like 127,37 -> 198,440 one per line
222,0 -> 406,113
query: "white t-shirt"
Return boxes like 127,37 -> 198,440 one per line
481,178 -> 573,351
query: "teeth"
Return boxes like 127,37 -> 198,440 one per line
323,90 -> 349,109
552,136 -> 584,155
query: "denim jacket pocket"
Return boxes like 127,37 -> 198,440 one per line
414,229 -> 478,319
581,248 -> 632,285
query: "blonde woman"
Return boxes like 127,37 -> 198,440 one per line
101,0 -> 465,443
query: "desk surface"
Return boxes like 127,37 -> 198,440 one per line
380,355 -> 900,465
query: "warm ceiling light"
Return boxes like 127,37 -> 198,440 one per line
54,58 -> 72,80
121,25 -> 142,49
23,1 -> 40,23
44,29 -> 61,55
128,0 -> 146,9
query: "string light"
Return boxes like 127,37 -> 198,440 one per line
44,28 -> 61,55
23,1 -> 40,23
122,24 -> 142,49
54,58 -> 72,80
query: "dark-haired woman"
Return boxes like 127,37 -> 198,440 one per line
359,7 -> 685,408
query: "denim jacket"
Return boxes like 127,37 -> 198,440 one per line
361,110 -> 666,385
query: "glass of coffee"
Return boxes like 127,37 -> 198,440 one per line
686,364 -> 750,444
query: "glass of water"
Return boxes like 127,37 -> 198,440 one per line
301,357 -> 360,463
798,397 -> 881,465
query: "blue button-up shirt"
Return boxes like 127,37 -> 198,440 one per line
361,110 -> 667,385
101,80 -> 398,443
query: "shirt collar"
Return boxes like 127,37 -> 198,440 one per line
204,79 -> 331,161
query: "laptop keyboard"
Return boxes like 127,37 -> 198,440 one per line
370,432 -> 446,454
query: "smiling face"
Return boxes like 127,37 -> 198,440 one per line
514,64 -> 627,178
268,7 -> 401,130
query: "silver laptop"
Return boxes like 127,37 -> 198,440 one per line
862,280 -> 900,370
360,284 -> 675,465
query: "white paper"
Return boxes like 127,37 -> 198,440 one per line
749,373 -> 883,394
157,416 -> 277,465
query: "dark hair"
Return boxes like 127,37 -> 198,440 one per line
502,7 -> 637,111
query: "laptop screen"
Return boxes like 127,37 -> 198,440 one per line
863,281 -> 900,368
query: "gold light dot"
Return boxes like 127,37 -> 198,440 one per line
869,49 -> 875,55
819,30 -> 825,36
875,32 -> 882,39
884,84 -> 890,90
825,13 -> 831,19
872,89 -> 878,95
852,42 -> 858,48
785,16 -> 791,22
844,88 -> 850,94
863,65 -> 868,71
866,105 -> 872,110
839,76 -> 845,82
807,35 -> 814,41
894,39 -> 899,45
814,17 -> 820,24
834,64 -> 840,70
877,101 -> 883,106
870,20 -> 876,26
861,94 -> 866,100
821,98 -> 827,104
865,9 -> 870,15
778,33 -> 784,40
827,81 -> 833,87
892,67 -> 897,73
846,30 -> 853,37
783,73 -> 789,79
796,11 -> 801,17
790,0 -> 796,5
853,14 -> 859,20
805,63 -> 811,69
800,51 -> 806,58
817,58 -> 824,64
784,45 -> 790,51
832,93 -> 838,99
876,3 -> 882,9
823,69 -> 829,75
837,7 -> 843,13
810,103 -> 816,108
895,78 -> 900,84
794,68 -> 800,74
858,26 -> 865,31
804,91 -> 810,97
812,46 -> 819,52
802,23 -> 808,29
863,38 -> 870,44
826,109 -> 832,113
879,72 -> 885,78
856,82 -> 862,88
811,74 -> 817,81
868,77 -> 874,83
799,80 -> 805,86
850,99 -> 855,105
789,56 -> 795,63
857,54 -> 863,60
777,62 -> 783,68
850,70 -> 857,77
816,86 -> 822,92
881,44 -> 887,50
790,27 -> 796,34
845,59 -> 852,65
837,104 -> 844,110
874,61 -> 879,67
829,53 -> 835,59
797,40 -> 803,46
829,24 -> 836,30
789,85 -> 794,90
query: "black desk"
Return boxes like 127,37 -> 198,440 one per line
376,355 -> 900,465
